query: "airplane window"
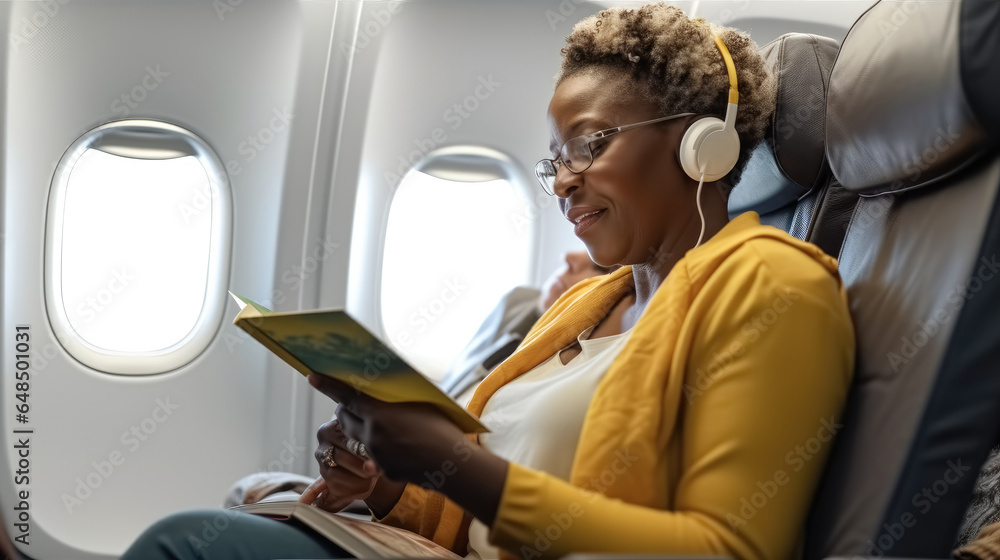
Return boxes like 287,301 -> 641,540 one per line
46,120 -> 231,374
381,170 -> 531,380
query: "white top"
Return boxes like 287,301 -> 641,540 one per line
465,325 -> 634,560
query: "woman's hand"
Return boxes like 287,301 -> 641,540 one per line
298,418 -> 380,513
307,374 -> 510,526
307,374 -> 468,483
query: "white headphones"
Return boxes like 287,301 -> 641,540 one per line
677,34 -> 741,248
678,35 -> 741,183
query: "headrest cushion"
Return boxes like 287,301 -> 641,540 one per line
729,33 -> 838,216
826,0 -> 998,196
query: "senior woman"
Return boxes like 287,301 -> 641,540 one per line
123,4 -> 853,560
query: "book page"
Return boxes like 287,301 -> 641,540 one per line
317,511 -> 462,559
234,500 -> 462,559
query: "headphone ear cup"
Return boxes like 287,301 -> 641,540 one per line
678,117 -> 740,182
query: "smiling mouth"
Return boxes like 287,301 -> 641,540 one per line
573,210 -> 603,224
574,210 -> 605,236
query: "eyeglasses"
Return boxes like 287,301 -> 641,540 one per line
534,113 -> 695,195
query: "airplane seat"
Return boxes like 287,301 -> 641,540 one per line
728,31 -> 859,260
801,0 -> 1000,558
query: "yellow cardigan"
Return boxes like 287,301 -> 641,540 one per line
379,212 -> 855,560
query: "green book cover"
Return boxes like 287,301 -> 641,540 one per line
230,292 -> 487,433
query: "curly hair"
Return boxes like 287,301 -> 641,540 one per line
557,3 -> 776,194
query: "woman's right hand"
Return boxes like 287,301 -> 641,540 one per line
299,418 -> 380,512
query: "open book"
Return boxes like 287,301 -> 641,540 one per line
233,498 -> 462,559
229,292 -> 487,433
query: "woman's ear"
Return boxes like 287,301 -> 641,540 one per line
666,115 -> 703,182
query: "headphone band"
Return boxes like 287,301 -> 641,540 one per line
713,35 -> 739,105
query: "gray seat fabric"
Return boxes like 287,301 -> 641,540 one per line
729,32 -> 847,248
438,286 -> 541,398
803,1 -> 1000,558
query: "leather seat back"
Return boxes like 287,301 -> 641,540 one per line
804,1 -> 1000,557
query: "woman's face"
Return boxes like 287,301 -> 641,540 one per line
546,71 -> 698,268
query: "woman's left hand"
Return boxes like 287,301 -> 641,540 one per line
307,374 -> 471,485
307,373 -> 510,526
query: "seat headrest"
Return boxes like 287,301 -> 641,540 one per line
826,0 -> 1000,196
729,33 -> 839,216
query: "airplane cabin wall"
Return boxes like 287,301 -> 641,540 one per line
1,2 -> 338,557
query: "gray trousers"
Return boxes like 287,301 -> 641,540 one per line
120,509 -> 350,560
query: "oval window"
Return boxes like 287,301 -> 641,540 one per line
45,120 -> 231,374
380,149 -> 532,380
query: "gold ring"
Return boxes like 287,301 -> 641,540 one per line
321,446 -> 337,468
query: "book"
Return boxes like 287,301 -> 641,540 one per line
233,498 -> 462,559
229,292 -> 488,433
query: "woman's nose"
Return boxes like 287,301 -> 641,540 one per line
551,164 -> 579,199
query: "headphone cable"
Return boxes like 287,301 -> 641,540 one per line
694,173 -> 706,248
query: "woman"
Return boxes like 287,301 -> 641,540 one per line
123,4 -> 853,559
